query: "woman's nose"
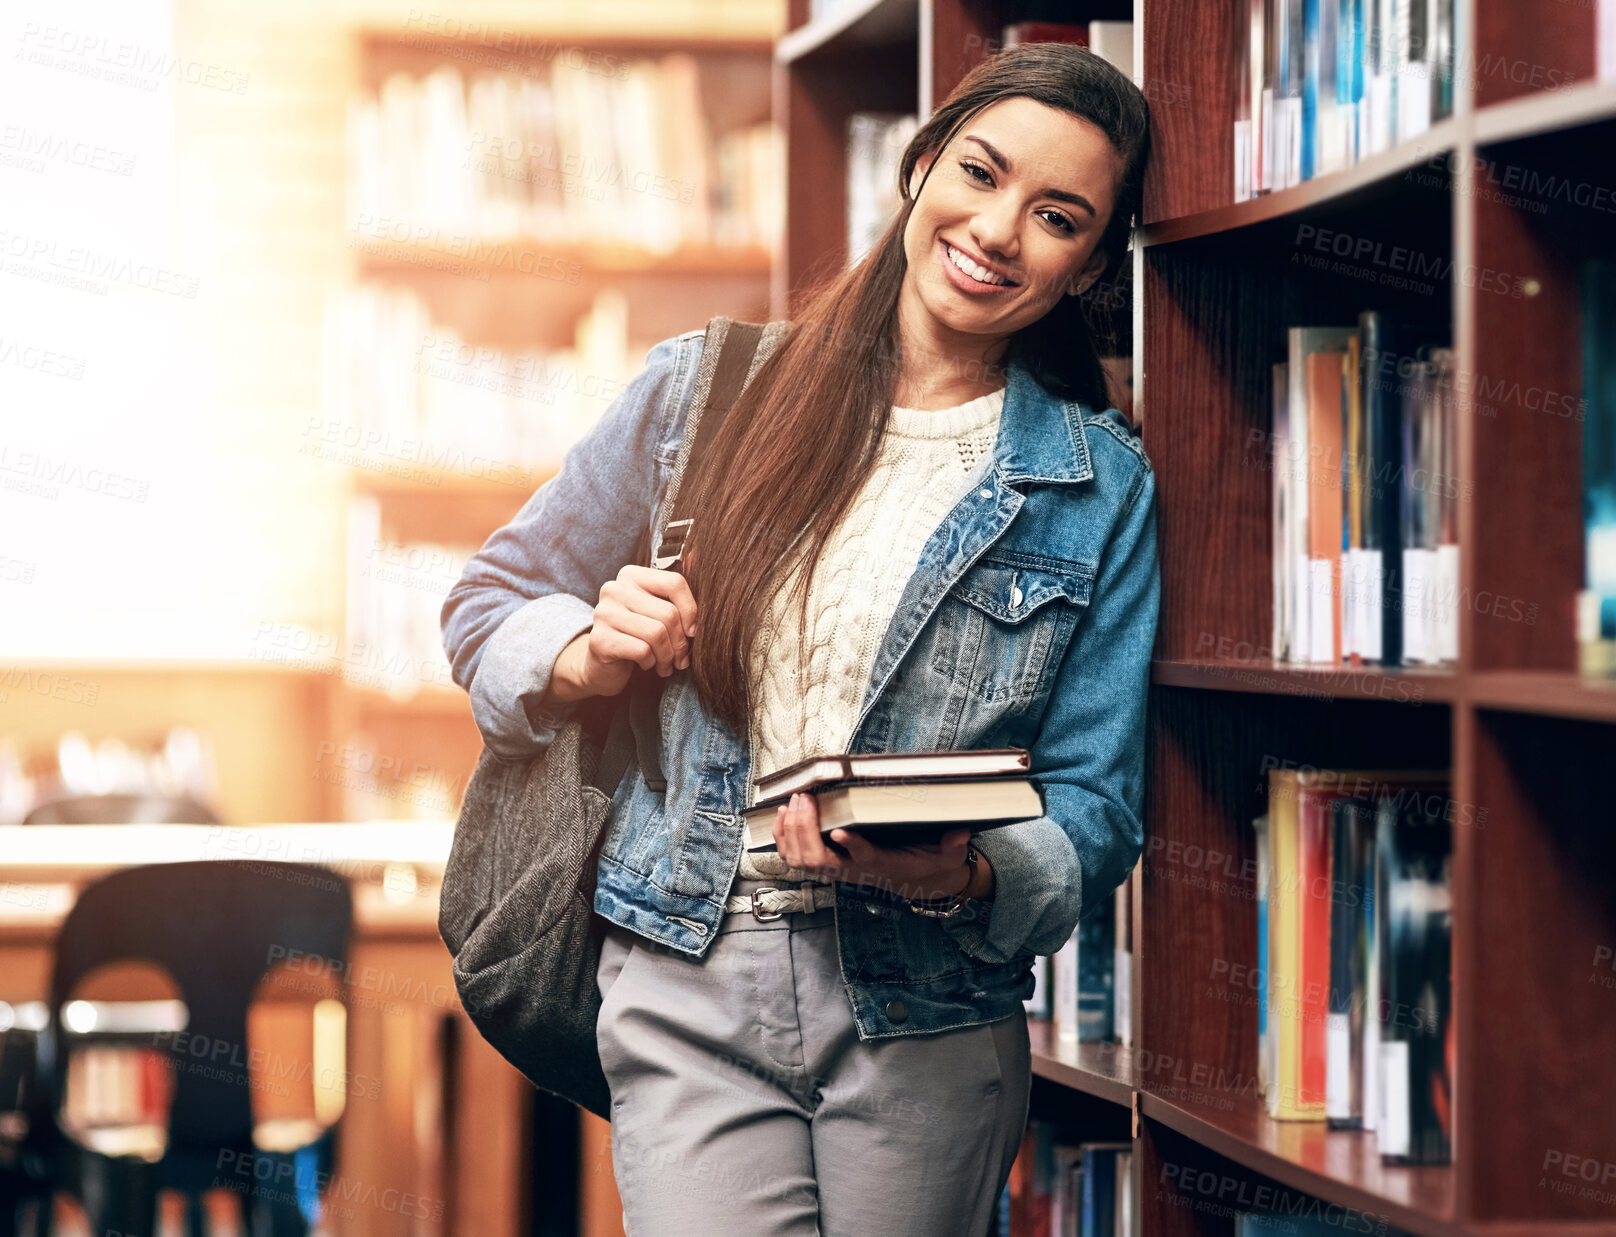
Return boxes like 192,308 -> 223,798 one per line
970,200 -> 1020,265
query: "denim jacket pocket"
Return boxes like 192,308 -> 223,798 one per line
931,550 -> 1094,708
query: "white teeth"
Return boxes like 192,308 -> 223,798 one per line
945,243 -> 1006,286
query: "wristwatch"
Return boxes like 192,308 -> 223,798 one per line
906,843 -> 982,919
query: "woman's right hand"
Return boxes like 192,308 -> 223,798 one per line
557,562 -> 699,699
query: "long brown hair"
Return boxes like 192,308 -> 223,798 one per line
679,43 -> 1151,739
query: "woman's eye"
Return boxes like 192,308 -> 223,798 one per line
960,160 -> 993,184
1040,210 -> 1075,234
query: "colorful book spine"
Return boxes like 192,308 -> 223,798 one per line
1431,348 -> 1460,664
1342,340 -> 1368,663
1581,261 -> 1616,674
1266,769 -> 1314,1118
1077,903 -> 1116,1042
1080,1144 -> 1128,1236
1375,791 -> 1454,1165
1273,363 -> 1293,661
1326,797 -> 1373,1128
1295,779 -> 1334,1117
1255,813 -> 1273,1101
1285,327 -> 1357,664
1054,930 -> 1081,1044
1399,353 -> 1442,665
1306,349 -> 1349,662
1358,311 -> 1401,665
1114,874 -> 1134,1048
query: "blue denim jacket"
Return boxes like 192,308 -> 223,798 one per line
441,325 -> 1159,1041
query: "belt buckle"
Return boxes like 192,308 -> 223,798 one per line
750,886 -> 784,921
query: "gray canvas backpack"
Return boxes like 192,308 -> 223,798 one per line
437,317 -> 784,1117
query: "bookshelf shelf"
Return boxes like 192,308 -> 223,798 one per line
1468,672 -> 1616,725
775,0 -> 918,63
1150,659 -> 1464,705
1473,79 -> 1616,147
1137,116 -> 1464,248
352,239 -> 775,283
363,30 -> 776,60
1026,1018 -> 1135,1108
1138,1091 -> 1460,1237
1149,662 -> 1616,722
349,465 -> 556,500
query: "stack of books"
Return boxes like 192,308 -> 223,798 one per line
1254,766 -> 1455,1165
1268,313 -> 1458,667
1001,1123 -> 1131,1237
1580,260 -> 1616,675
742,748 -> 1042,853
347,57 -> 781,253
1234,0 -> 1455,201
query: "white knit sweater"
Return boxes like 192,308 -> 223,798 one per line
735,387 -> 1005,884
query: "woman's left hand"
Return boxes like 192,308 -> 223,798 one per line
771,791 -> 982,901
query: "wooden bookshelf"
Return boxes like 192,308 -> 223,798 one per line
1026,1018 -> 1136,1108
329,13 -> 783,835
776,0 -> 1616,1232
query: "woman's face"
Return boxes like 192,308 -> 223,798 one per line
900,95 -> 1122,348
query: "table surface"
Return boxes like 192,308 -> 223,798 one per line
0,821 -> 454,873
0,821 -> 456,935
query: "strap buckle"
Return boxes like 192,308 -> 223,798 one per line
749,886 -> 784,921
653,518 -> 693,571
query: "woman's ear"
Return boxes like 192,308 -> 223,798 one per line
1066,248 -> 1110,298
907,151 -> 936,199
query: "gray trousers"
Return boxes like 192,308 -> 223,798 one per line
594,876 -> 1032,1236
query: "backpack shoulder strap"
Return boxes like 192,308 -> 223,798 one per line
652,316 -> 787,571
601,316 -> 787,798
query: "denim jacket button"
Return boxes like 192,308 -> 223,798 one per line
885,999 -> 909,1023
978,487 -> 992,499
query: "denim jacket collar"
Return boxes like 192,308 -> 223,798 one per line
992,358 -> 1095,488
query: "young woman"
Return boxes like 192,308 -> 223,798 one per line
443,42 -> 1156,1237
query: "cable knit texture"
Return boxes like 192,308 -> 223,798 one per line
735,387 -> 1005,884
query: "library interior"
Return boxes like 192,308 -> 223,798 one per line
2,0 -> 1614,1234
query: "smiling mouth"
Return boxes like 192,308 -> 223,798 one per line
941,240 -> 1018,288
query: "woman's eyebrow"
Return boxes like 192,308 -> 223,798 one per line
963,134 -> 1097,217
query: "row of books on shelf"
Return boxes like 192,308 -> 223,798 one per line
0,729 -> 218,825
1580,260 -> 1616,675
1233,0 -> 1454,202
321,285 -> 634,479
1255,767 -> 1453,1164
348,58 -> 781,252
1024,872 -> 1134,1048
1270,312 -> 1456,667
60,1044 -> 171,1139
998,1123 -> 1422,1236
1000,1126 -> 1130,1237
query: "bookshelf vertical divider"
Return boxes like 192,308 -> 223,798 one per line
774,0 -> 1616,1232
